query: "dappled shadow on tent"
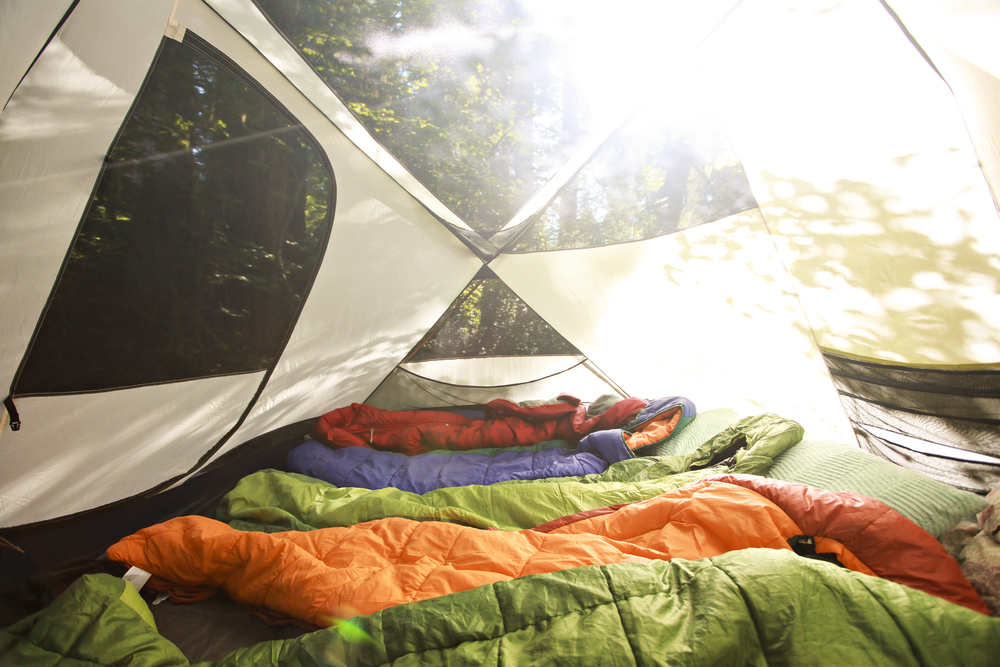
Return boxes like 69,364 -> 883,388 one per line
659,170 -> 1000,367
653,169 -> 1000,489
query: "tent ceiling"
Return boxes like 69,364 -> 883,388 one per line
2,0 -> 999,528
491,209 -> 856,442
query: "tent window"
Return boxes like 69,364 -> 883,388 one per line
255,0 -> 607,236
823,351 -> 1000,493
510,90 -> 757,252
408,276 -> 578,361
15,36 -> 334,395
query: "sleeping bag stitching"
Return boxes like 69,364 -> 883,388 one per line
429,452 -> 452,492
598,562 -> 645,665
712,561 -> 769,659
409,531 -> 466,605
360,562 -> 714,666
341,448 -> 375,487
385,453 -> 409,491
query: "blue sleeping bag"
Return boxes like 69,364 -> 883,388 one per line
289,396 -> 696,493
288,432 -> 632,494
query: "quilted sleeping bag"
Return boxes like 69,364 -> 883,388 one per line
309,395 -> 651,454
286,436 -> 621,493
6,551 -> 1000,667
221,413 -> 803,532
286,396 -> 695,492
107,476 -> 988,627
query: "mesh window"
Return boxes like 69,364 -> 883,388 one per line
823,351 -> 1000,491
511,85 -> 756,252
256,0 -> 612,236
408,276 -> 578,361
15,36 -> 334,395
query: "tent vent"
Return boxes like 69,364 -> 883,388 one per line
406,277 -> 578,362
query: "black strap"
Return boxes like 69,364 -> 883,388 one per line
3,395 -> 20,431
787,535 -> 845,568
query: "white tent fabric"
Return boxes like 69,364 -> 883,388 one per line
492,209 -> 855,441
888,0 -> 1000,210
0,0 -> 175,390
0,0 -> 998,529
699,0 -> 1000,366
173,0 -> 483,466
0,0 -> 76,109
2,374 -> 262,526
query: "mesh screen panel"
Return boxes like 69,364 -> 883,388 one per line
824,351 -> 999,492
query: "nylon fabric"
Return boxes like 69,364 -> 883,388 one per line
219,414 -> 803,532
309,396 -> 648,454
109,480 -> 876,625
286,429 -> 630,493
7,553 -> 1000,667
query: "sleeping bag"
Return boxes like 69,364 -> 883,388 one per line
108,476 -> 988,626
109,479 -> 872,625
7,551 -> 1000,667
287,436 -> 620,493
309,395 -> 651,454
286,397 -> 694,492
221,413 -> 803,532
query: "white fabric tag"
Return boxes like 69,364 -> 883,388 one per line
122,566 -> 153,591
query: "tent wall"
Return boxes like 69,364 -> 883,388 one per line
887,0 -> 1000,212
0,0 -> 77,109
0,0 -> 481,528
198,0 -> 476,235
0,0 -> 174,393
2,0 -> 999,531
0,375 -> 264,528
491,209 -> 855,442
695,0 -> 1000,480
170,0 -> 483,472
698,0 -> 1000,367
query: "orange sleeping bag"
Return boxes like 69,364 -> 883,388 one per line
108,480 -> 873,626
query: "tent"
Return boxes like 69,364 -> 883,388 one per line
1,0 -> 998,622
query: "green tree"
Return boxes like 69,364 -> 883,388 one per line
256,0 -> 577,235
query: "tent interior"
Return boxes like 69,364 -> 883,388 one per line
1,0 -> 1000,663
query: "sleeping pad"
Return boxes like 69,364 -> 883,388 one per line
8,551 -> 1000,666
107,475 -> 988,626
310,394 -> 651,454
220,413 -> 802,532
286,397 -> 694,492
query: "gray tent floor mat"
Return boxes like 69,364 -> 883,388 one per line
150,593 -> 307,663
